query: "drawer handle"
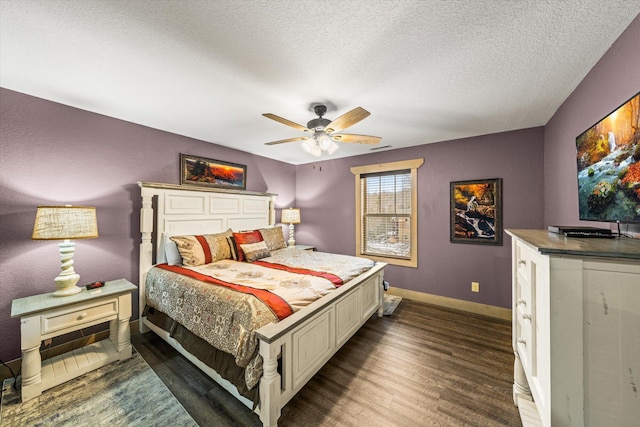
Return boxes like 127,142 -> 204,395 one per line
518,259 -> 527,266
517,299 -> 527,306
518,338 -> 527,345
522,313 -> 532,321
77,312 -> 88,320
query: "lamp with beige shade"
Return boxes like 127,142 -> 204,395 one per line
32,205 -> 98,296
280,207 -> 300,247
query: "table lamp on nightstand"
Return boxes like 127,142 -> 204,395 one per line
32,205 -> 98,297
281,207 -> 301,247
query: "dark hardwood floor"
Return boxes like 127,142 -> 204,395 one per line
132,298 -> 522,426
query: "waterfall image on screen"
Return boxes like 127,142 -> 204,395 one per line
575,92 -> 640,223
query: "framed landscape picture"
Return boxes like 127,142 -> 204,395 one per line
450,178 -> 502,245
180,154 -> 247,190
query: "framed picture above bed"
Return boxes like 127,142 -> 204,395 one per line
180,153 -> 247,190
450,178 -> 502,245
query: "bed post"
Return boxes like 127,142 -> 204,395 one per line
138,184 -> 154,333
259,340 -> 281,427
269,195 -> 277,226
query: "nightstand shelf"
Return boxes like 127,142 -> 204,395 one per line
41,338 -> 118,392
11,279 -> 136,402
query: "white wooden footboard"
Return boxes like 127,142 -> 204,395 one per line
256,263 -> 385,426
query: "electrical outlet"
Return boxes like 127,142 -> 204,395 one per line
471,282 -> 480,292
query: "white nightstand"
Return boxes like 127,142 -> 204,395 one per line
292,244 -> 315,251
11,279 -> 137,402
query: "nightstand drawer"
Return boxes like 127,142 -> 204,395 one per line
41,298 -> 118,336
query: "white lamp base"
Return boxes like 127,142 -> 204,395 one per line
53,284 -> 82,297
53,240 -> 82,297
287,223 -> 296,247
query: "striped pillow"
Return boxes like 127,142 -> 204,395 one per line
240,241 -> 271,262
170,229 -> 233,266
232,230 -> 263,261
226,236 -> 239,261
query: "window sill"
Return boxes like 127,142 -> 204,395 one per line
359,254 -> 417,268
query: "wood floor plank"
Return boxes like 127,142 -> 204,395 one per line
133,298 -> 522,426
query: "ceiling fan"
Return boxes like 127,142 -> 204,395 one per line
263,104 -> 381,156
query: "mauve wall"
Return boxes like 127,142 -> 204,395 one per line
294,128 -> 545,310
2,15 -> 638,365
545,14 -> 640,230
0,88 -> 296,362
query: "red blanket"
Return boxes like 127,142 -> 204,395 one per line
252,261 -> 344,288
156,264 -> 293,320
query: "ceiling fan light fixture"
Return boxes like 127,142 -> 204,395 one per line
301,138 -> 314,153
310,144 -> 322,157
327,140 -> 339,155
316,132 -> 332,150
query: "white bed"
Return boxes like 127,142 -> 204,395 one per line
137,181 -> 386,426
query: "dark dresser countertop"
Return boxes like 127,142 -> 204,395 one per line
506,229 -> 640,260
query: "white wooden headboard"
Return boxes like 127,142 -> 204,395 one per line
138,181 -> 277,324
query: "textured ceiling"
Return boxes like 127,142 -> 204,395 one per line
1,1 -> 639,165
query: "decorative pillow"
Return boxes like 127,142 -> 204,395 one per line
259,227 -> 287,251
226,236 -> 238,261
162,233 -> 183,266
239,241 -> 271,262
232,230 -> 263,261
170,229 -> 233,266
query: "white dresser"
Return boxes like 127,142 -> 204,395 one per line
506,230 -> 640,427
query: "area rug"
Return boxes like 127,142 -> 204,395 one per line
383,294 -> 403,315
0,350 -> 197,427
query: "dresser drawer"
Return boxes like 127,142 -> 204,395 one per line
515,241 -> 535,282
515,247 -> 532,321
41,298 -> 118,336
514,240 -> 538,378
516,304 -> 534,372
516,275 -> 531,311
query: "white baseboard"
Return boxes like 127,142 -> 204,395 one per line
387,287 -> 511,321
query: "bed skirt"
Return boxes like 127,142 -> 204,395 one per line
143,306 -> 258,404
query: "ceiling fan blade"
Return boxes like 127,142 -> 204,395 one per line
264,137 -> 311,146
324,107 -> 370,133
331,134 -> 381,144
263,113 -> 310,133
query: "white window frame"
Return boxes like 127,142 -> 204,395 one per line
351,158 -> 423,268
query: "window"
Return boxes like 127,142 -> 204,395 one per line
351,159 -> 423,267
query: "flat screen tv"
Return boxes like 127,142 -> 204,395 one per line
576,91 -> 640,224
